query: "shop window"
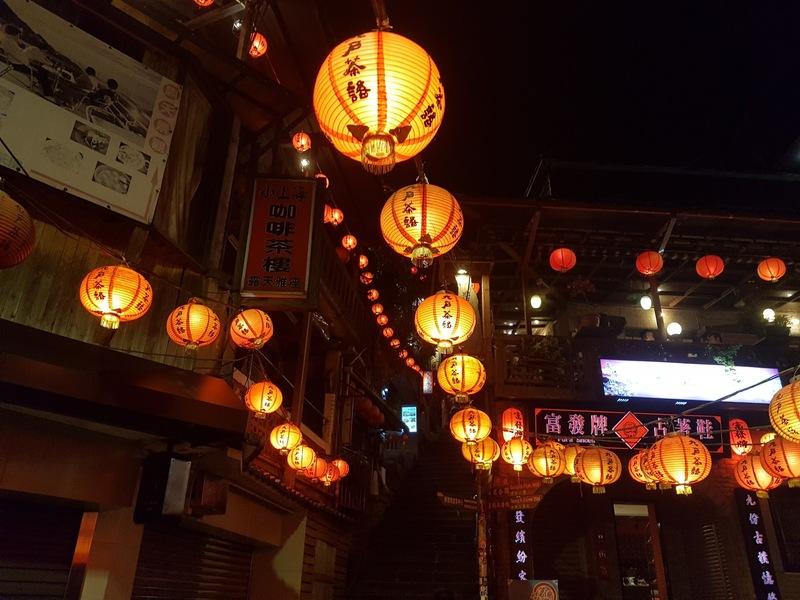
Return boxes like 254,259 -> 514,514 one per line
312,539 -> 336,600
769,488 -> 800,572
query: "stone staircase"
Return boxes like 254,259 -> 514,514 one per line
347,437 -> 479,600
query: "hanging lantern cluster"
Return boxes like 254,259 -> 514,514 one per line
313,30 -> 445,175
462,438 -> 500,470
414,290 -> 476,354
574,447 -> 621,494
437,354 -> 486,404
79,265 -> 153,330
379,183 -> 463,268
0,190 -> 35,269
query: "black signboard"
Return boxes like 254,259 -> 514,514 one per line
735,489 -> 782,599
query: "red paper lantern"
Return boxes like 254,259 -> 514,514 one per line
405,357 -> 416,367
398,349 -> 409,359
758,257 -> 787,283
549,248 -> 576,273
367,289 -> 379,301
389,338 -> 401,348
292,131 -> 311,153
360,272 -> 374,285
342,234 -> 357,250
249,32 -> 268,58
636,250 -> 664,276
729,418 -> 753,456
382,327 -> 394,338
194,0 -> 214,6
376,314 -> 389,326
371,303 -> 384,316
696,255 -> 725,280
324,205 -> 344,226
358,254 -> 369,269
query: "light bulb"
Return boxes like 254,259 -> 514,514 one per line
763,308 -> 776,323
639,295 -> 652,310
666,322 -> 682,336
530,294 -> 542,309
300,158 -> 310,168
454,268 -> 470,290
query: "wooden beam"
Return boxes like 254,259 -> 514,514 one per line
657,216 -> 677,252
703,272 -> 754,310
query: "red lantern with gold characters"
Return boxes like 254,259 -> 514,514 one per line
696,254 -> 725,280
758,257 -> 787,283
501,438 -> 533,472
313,30 -> 445,175
303,456 -> 328,481
320,463 -> 340,486
734,452 -> 783,498
636,250 -> 664,276
244,381 -> 283,417
574,447 -> 621,494
760,437 -> 800,488
628,451 -> 658,490
501,407 -> 524,442
166,299 -> 220,351
0,190 -> 35,269
527,442 -> 566,483
549,248 -> 577,273
230,308 -> 273,350
769,381 -> 800,443
79,265 -> 152,329
292,131 -> 311,153
269,422 -> 302,455
729,418 -> 754,456
414,291 -> 476,353
450,408 -> 491,446
248,32 -> 268,58
341,234 -> 357,250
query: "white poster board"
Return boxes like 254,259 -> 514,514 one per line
0,0 -> 181,223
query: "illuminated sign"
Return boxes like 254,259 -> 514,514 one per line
401,406 -> 417,433
600,359 -> 782,404
735,489 -> 782,599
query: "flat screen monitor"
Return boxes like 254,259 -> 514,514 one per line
600,358 -> 782,404
401,406 -> 418,433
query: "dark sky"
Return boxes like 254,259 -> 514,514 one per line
323,1 -> 800,199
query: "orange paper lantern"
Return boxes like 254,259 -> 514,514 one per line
769,381 -> 800,443
194,0 -> 214,6
0,190 -> 35,269
564,444 -> 585,482
371,303 -> 384,315
527,443 -> 566,483
341,234 -> 357,250
628,450 -> 658,490
501,407 -> 524,442
230,308 -> 273,350
379,182 -> 463,267
398,349 -> 408,359
760,437 -> 800,488
501,438 -> 533,472
249,32 -> 268,58
358,254 -> 369,269
323,205 -> 344,226
376,314 -> 389,326
79,265 -> 152,329
313,30 -> 445,174
450,408 -> 492,446
269,422 -> 303,455
647,433 -> 711,495
303,456 -> 328,480
758,257 -> 787,282
287,444 -> 316,470
319,463 -> 340,486
574,447 -> 621,494
331,458 -> 350,479
437,354 -> 486,403
360,272 -> 374,285
367,289 -> 380,301
696,254 -> 725,280
382,327 -> 394,339
462,438 -> 501,470
729,418 -> 754,456
166,299 -> 220,350
414,291 -> 476,353
389,338 -> 400,348
734,452 -> 783,498
244,381 -> 283,417
549,248 -> 577,273
636,250 -> 664,276
292,131 -> 311,152
405,357 -> 416,367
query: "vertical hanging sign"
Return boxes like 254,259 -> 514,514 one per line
735,489 -> 782,599
241,178 -> 319,306
509,509 -> 533,581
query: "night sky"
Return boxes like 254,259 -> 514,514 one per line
323,1 -> 800,202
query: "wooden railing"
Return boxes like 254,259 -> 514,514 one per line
495,335 -> 578,400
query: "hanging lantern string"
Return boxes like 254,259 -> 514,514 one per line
119,348 -> 248,366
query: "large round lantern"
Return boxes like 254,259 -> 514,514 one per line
0,191 -> 35,269
248,32 -> 268,58
379,183 -> 463,267
79,265 -> 152,329
269,422 -> 303,455
244,381 -> 283,417
319,463 -> 341,487
166,299 -> 220,350
696,255 -> 725,280
414,291 -> 476,353
769,381 -> 800,443
230,308 -> 273,350
628,450 -> 657,490
331,458 -> 350,479
303,456 -> 328,481
528,443 -> 566,483
501,438 -> 533,472
501,407 -> 524,442
549,248 -> 576,273
292,131 -> 311,153
342,234 -> 357,250
564,444 -> 585,483
574,448 -> 621,494
758,257 -> 787,283
760,437 -> 800,488
450,408 -> 491,446
729,418 -> 754,456
734,452 -> 783,498
648,433 -> 711,495
636,250 -> 664,276
462,438 -> 501,470
287,444 -> 316,470
313,30 -> 445,175
437,354 -> 486,404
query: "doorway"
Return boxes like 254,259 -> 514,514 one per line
613,503 -> 668,600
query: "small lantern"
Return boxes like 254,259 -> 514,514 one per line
382,327 -> 394,339
292,131 -> 311,153
734,452 -> 783,498
194,0 -> 214,6
769,381 -> 800,443
758,257 -> 787,282
341,234 -> 357,250
358,254 -> 369,269
244,381 -> 283,417
248,32 -> 268,58
760,437 -> 800,488
501,438 -> 533,472
303,456 -> 328,481
269,422 -> 303,455
0,190 -> 35,269
367,289 -> 380,301
287,444 -> 316,470
371,304 -> 385,317
320,463 -> 340,486
527,442 -> 566,483
230,308 -> 273,350
414,290 -> 476,353
79,265 -> 152,329
564,444 -> 585,483
323,205 -> 344,226
360,272 -> 374,285
628,450 -> 657,490
501,407 -> 525,442
405,357 -> 416,367
437,354 -> 486,404
696,254 -> 725,280
166,299 -> 220,350
636,250 -> 664,276
389,338 -> 400,348
549,248 -> 577,273
450,408 -> 491,446
574,448 -> 621,494
648,433 -> 711,495
462,438 -> 501,470
377,314 -> 389,326
331,458 -> 350,479
398,349 -> 408,359
729,418 -> 754,456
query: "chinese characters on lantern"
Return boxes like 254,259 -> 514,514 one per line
242,179 -> 317,300
509,509 -> 533,581
341,38 -> 371,104
736,489 -> 782,599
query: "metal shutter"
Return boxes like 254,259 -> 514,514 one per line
0,498 -> 82,600
131,524 -> 253,600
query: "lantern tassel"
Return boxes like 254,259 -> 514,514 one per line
100,313 -> 120,330
675,484 -> 692,496
592,485 -> 606,495
757,490 -> 770,499
789,478 -> 800,488
570,476 -> 580,484
645,483 -> 657,491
